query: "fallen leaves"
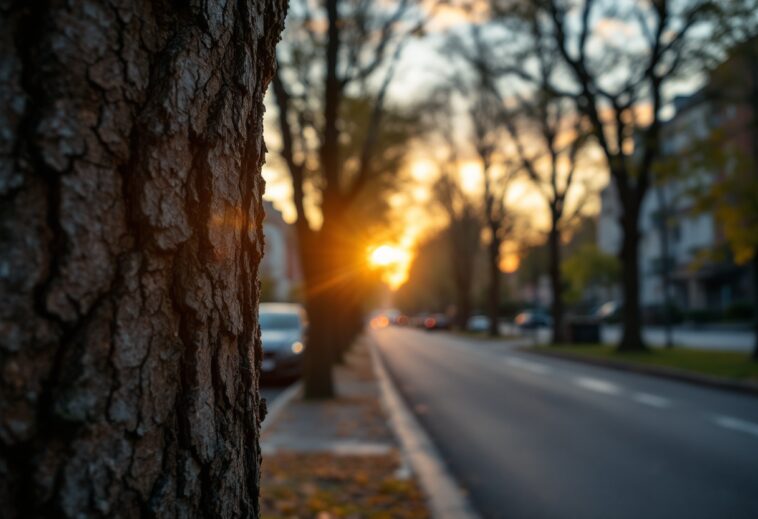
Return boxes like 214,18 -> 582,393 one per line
261,452 -> 429,519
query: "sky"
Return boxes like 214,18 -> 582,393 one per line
261,6 -> 601,289
261,0 -> 706,290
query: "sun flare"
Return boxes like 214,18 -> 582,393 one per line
368,244 -> 413,290
369,245 -> 406,267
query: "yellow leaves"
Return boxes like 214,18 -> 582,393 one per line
709,159 -> 758,265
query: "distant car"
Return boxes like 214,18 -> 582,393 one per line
467,315 -> 491,333
514,310 -> 552,330
412,313 -> 430,328
259,303 -> 307,379
393,314 -> 410,326
423,313 -> 451,331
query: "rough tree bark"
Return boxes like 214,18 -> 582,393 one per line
0,1 -> 285,516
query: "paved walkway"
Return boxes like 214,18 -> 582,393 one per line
261,338 -> 396,455
259,337 -> 429,519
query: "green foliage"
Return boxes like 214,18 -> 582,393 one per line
671,126 -> 758,266
684,39 -> 758,266
561,244 -> 620,304
707,157 -> 758,266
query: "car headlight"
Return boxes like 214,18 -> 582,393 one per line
290,341 -> 304,354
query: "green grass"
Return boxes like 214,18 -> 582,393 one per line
533,344 -> 758,383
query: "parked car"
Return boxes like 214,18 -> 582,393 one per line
467,315 -> 491,332
514,310 -> 552,330
259,303 -> 307,380
423,313 -> 451,331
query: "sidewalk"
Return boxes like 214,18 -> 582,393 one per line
260,337 -> 430,519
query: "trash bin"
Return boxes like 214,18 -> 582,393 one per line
567,317 -> 601,344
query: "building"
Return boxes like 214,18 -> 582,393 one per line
261,200 -> 302,302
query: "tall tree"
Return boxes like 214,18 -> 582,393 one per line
450,23 -> 588,342
271,0 -> 426,398
709,5 -> 758,358
425,87 -> 484,329
0,1 -> 285,516
470,94 -> 513,337
685,41 -> 758,359
434,174 -> 483,329
496,0 -> 717,350
655,2 -> 758,356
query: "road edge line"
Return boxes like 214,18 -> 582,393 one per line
261,381 -> 302,434
368,336 -> 481,519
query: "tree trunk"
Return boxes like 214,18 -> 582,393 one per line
456,286 -> 472,331
749,56 -> 758,361
0,1 -> 285,517
752,250 -> 758,361
548,222 -> 566,344
487,224 -> 500,337
298,226 -> 336,399
618,208 -> 647,351
303,291 -> 337,398
655,185 -> 675,349
453,249 -> 473,331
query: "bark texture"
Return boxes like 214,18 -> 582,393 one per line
0,0 -> 285,516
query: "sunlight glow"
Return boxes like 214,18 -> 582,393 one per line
499,252 -> 520,274
369,244 -> 413,290
370,245 -> 407,267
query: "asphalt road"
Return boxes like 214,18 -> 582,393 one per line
372,327 -> 758,519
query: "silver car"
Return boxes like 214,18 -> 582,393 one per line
259,303 -> 307,379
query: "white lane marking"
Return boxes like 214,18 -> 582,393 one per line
712,415 -> 758,438
632,392 -> 672,409
505,357 -> 552,375
573,376 -> 621,395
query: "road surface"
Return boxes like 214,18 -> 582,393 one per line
372,327 -> 758,519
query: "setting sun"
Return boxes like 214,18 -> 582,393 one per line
368,244 -> 413,290
369,245 -> 407,267
499,253 -> 520,274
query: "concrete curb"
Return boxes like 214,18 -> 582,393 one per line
368,338 -> 480,519
523,347 -> 758,397
261,381 -> 302,434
